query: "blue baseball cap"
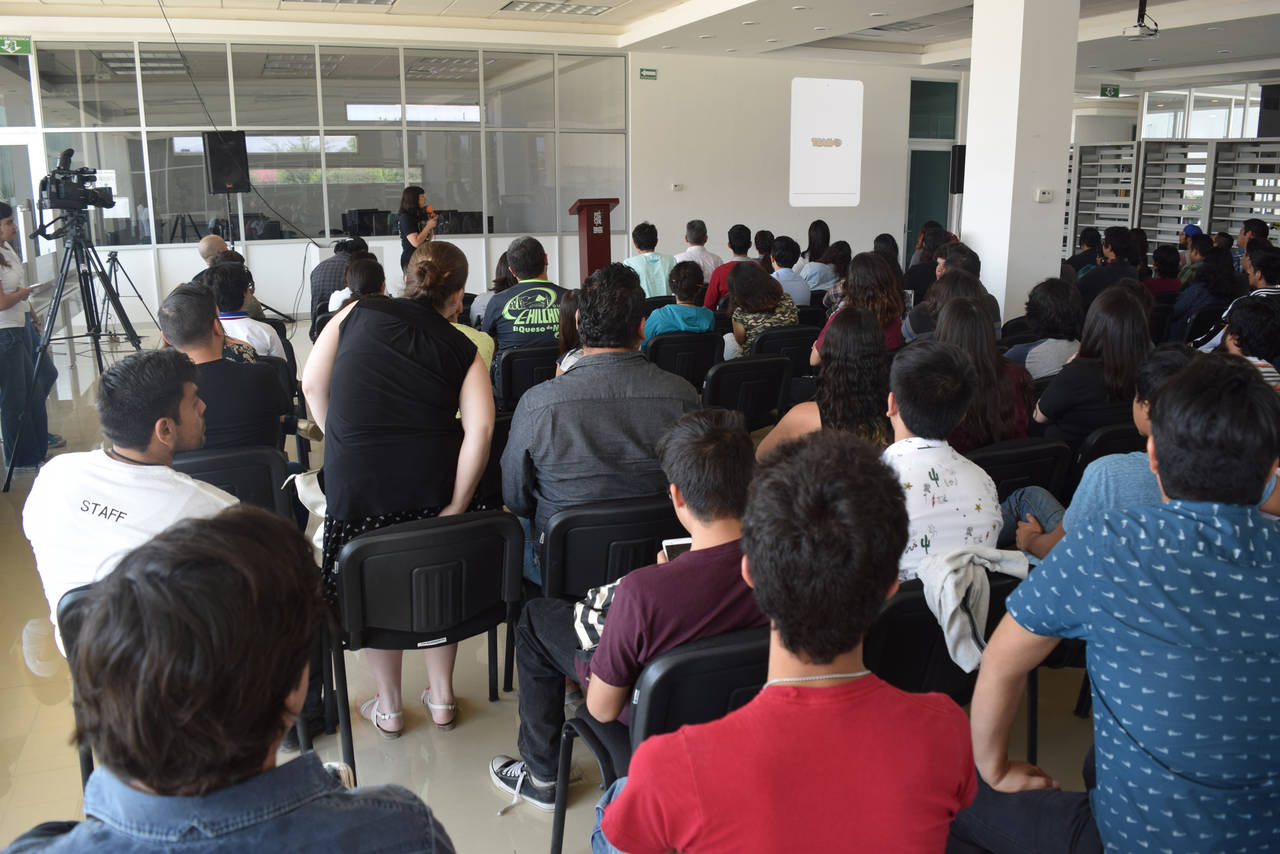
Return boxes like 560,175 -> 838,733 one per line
1183,224 -> 1203,237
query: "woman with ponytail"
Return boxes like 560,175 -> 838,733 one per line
302,239 -> 495,738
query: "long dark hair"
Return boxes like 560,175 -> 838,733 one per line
819,240 -> 852,282
0,201 -> 11,267
844,252 -> 904,329
729,261 -> 782,314
816,308 -> 891,446
936,297 -> 1022,447
872,233 -> 903,282
492,251 -> 516,293
923,270 -> 988,320
558,289 -> 580,356
802,219 -> 830,263
754,230 -> 774,271
1078,286 -> 1152,402
398,185 -> 425,216
1198,247 -> 1246,302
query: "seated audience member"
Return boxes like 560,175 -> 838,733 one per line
1176,223 -> 1200,266
758,307 -> 891,459
815,252 -> 904,359
482,236 -> 566,355
622,221 -> 676,299
1194,244 -> 1280,352
489,409 -> 767,812
1237,216 -> 1272,255
208,263 -> 286,360
471,251 -> 516,327
194,244 -> 267,320
872,232 -> 905,285
1213,230 -> 1234,252
1129,227 -> 1151,280
902,269 -> 993,344
905,226 -> 952,306
1178,231 -> 1212,286
935,297 -> 1032,453
705,224 -> 755,308
158,284 -> 291,450
1004,345 -> 1196,557
799,238 -> 842,292
908,219 -> 944,266
672,219 -> 723,284
6,507 -> 455,853
751,229 -> 774,271
768,235 -> 809,308
22,349 -> 237,643
796,219 -> 831,273
1077,226 -> 1138,310
1144,244 -> 1182,296
818,241 -> 854,312
327,252 -> 382,312
1223,296 -> 1280,385
598,432 -> 976,853
1166,246 -> 1246,342
725,261 -> 799,359
1036,286 -> 1151,450
1066,226 -> 1101,274
308,236 -> 367,339
1004,278 -> 1082,380
501,263 -> 698,584
934,242 -> 1002,326
642,261 -> 714,346
950,353 -> 1280,854
555,289 -> 582,374
882,342 -> 1001,582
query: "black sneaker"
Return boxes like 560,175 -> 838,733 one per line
280,716 -> 326,753
490,755 -> 556,814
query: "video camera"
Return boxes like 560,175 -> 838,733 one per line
39,149 -> 115,212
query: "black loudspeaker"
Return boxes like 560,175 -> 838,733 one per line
203,131 -> 250,195
1259,84 -> 1280,139
949,144 -> 966,195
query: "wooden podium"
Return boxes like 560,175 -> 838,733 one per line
568,198 -> 619,281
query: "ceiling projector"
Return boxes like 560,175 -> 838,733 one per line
1124,23 -> 1159,40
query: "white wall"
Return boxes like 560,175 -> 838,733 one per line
627,52 -> 947,261
1072,113 -> 1138,145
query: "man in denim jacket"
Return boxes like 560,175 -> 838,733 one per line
7,506 -> 454,854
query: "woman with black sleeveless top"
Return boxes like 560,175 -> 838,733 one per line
302,240 -> 494,737
397,184 -> 437,272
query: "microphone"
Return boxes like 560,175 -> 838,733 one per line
56,148 -> 74,171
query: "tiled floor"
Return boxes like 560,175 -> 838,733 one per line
0,319 -> 1096,852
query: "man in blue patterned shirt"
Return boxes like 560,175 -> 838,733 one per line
951,353 -> 1280,853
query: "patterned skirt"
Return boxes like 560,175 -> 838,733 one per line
321,506 -> 442,604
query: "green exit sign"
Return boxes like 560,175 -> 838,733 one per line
0,37 -> 32,56
639,68 -> 657,81
1100,84 -> 1120,98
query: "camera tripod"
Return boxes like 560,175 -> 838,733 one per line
98,250 -> 157,342
3,209 -> 142,492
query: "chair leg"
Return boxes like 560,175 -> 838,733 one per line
296,714 -> 313,752
549,723 -> 578,854
329,626 -> 356,786
1073,671 -> 1092,719
322,628 -> 337,735
487,626 -> 499,702
1027,669 -> 1039,766
503,619 -> 516,693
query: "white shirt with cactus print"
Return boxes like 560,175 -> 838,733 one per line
881,436 -> 1001,582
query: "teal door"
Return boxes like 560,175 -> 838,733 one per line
905,149 -> 952,264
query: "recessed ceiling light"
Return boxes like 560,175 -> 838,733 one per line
813,25 -> 829,31
698,34 -> 714,39
1207,26 -> 1223,31
950,63 -> 961,67
792,5 -> 808,10
1087,64 -> 1099,69
766,38 -> 779,43
869,10 -> 886,16
725,48 -> 737,52
1217,48 -> 1232,54
1148,57 -> 1161,62
742,20 -> 757,25
661,44 -> 674,49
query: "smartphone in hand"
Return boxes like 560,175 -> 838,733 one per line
661,537 -> 693,561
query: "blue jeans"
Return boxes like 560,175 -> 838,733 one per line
0,320 -> 57,467
591,777 -> 627,854
518,515 -> 542,586
998,486 -> 1065,549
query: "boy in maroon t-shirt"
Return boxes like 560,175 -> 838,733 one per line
598,433 -> 976,853
489,409 -> 767,813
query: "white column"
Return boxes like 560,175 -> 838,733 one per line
961,0 -> 1080,318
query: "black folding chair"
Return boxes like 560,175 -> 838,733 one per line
540,495 -> 684,600
808,289 -> 827,307
642,295 -> 675,315
55,585 -> 95,791
1148,302 -> 1172,343
496,342 -> 560,411
549,626 -> 770,854
1064,423 -> 1145,502
703,355 -> 792,431
750,325 -> 820,377
797,305 -> 828,329
331,511 -> 525,782
965,437 -> 1073,502
313,310 -> 336,339
1183,302 -> 1227,344
646,331 -> 723,388
713,311 -> 732,336
173,446 -> 293,518
1001,315 -> 1032,338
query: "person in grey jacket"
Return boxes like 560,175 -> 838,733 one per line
501,262 -> 699,584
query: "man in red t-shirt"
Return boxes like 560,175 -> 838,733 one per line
703,224 -> 757,310
489,409 -> 767,813
598,432 -> 976,853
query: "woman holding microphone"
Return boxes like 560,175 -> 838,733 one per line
398,185 -> 438,272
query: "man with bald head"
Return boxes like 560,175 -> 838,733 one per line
191,235 -> 265,320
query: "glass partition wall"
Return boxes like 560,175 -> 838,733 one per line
1,44 -> 626,247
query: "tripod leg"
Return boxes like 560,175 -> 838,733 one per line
106,254 -> 157,328
72,243 -> 106,374
85,249 -> 141,352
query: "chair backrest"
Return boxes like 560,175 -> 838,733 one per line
1184,303 -> 1227,343
1030,374 -> 1055,403
643,295 -> 676,315
312,310 -> 336,340
541,495 -> 684,599
630,625 -> 770,752
56,584 -> 94,666
335,510 -> 523,650
1148,302 -> 1172,343
750,325 -> 819,377
796,305 -> 828,329
646,332 -> 723,388
862,573 -> 1020,707
1066,422 -> 1145,499
1001,315 -> 1032,338
964,437 -> 1073,502
497,341 -> 560,411
808,289 -> 827,308
713,311 -> 732,336
173,446 -> 292,517
473,412 -> 513,509
703,356 -> 793,431
256,355 -> 293,402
